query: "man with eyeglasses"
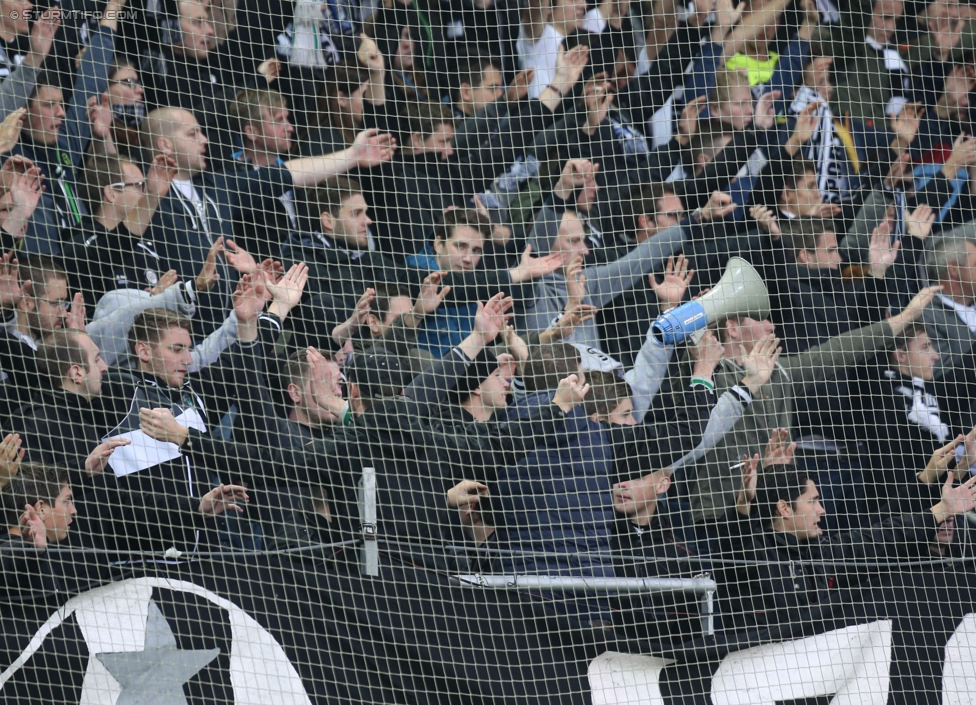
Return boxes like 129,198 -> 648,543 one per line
0,254 -> 83,418
65,152 -> 221,314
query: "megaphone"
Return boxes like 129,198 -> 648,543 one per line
651,257 -> 770,345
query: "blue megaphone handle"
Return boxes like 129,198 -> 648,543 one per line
651,301 -> 708,345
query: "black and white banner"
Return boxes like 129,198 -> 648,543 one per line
2,558 -> 975,704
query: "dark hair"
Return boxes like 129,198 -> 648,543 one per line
891,322 -> 928,354
128,308 -> 193,355
454,49 -> 498,97
405,100 -> 455,138
432,208 -> 492,244
620,182 -> 678,236
523,342 -> 581,392
20,255 -> 67,299
28,71 -> 63,101
372,282 -> 412,323
318,63 -> 371,144
582,369 -> 630,419
79,154 -> 131,210
2,464 -> 68,527
754,467 -> 813,522
301,176 -> 364,220
780,156 -> 818,195
36,329 -> 89,387
782,217 -> 835,262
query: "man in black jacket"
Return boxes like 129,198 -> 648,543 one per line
18,326 -> 250,564
719,458 -> 976,636
282,175 -> 401,350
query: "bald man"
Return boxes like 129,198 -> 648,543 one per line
137,107 -> 395,335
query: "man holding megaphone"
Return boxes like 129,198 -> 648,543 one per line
664,261 -> 943,524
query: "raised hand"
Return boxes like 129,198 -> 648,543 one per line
507,68 -> 534,102
25,6 -> 61,69
410,271 -> 452,325
19,504 -> 48,550
552,43 -> 589,95
565,257 -> 587,304
553,373 -> 590,412
502,324 -> 530,371
145,269 -> 179,296
867,229 -> 900,279
0,107 -> 25,155
690,328 -> 723,378
65,292 -> 86,331
735,452 -> 761,515
786,100 -> 821,153
553,159 -> 599,201
906,204 -> 935,240
0,253 -> 23,308
332,286 -> 374,344
888,284 -> 942,334
920,434 -> 965,484
223,238 -> 258,275
753,89 -> 781,130
196,237 -> 224,292
541,302 -> 598,344
351,129 -> 397,167
936,472 -> 976,520
2,166 -> 45,237
676,95 -> 707,146
510,244 -> 564,283
700,191 -> 736,222
357,33 -> 384,72
146,153 -> 178,198
232,273 -> 271,325
889,102 -> 924,151
266,262 -> 309,320
582,73 -> 614,132
84,437 -> 132,478
750,204 -> 782,239
473,292 -> 514,343
649,254 -> 694,312
198,484 -> 250,517
87,92 -> 114,140
763,427 -> 796,466
740,333 -> 781,393
0,433 -> 24,489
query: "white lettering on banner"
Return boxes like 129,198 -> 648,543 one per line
588,651 -> 674,705
589,621 -> 894,704
942,612 -> 976,704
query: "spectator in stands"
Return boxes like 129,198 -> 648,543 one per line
65,153 -> 189,308
7,3 -> 126,254
283,176 -> 399,349
0,4 -> 59,117
0,463 -> 75,596
519,176 -> 731,351
0,256 -> 85,408
370,100 -> 459,256
137,106 -> 394,334
517,0 -> 587,100
720,450 -> 976,633
406,207 -> 562,358
103,56 -> 145,157
227,87 -> 299,258
683,284 -> 942,524
775,216 -> 900,353
853,322 -> 976,513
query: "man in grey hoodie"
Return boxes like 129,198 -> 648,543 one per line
517,158 -> 736,351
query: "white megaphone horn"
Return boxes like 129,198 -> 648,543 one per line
651,257 -> 770,345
